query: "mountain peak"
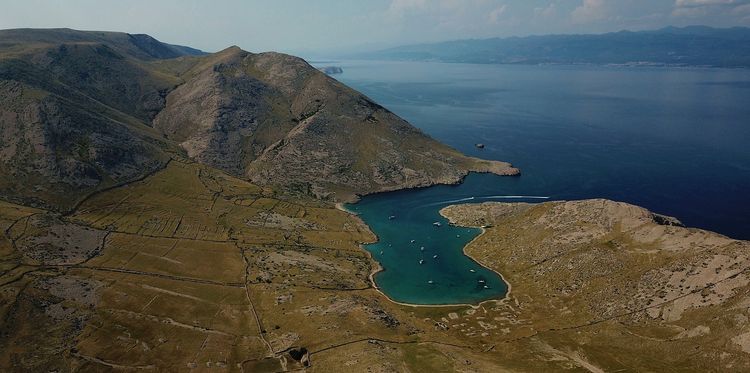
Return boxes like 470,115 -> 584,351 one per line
0,27 -> 517,209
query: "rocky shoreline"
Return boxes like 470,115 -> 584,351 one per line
340,159 -> 520,204
438,199 -> 750,371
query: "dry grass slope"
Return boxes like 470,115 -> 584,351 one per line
4,160 -> 747,371
1,161 -> 524,372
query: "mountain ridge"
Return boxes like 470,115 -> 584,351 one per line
354,26 -> 750,67
0,28 -> 517,210
0,28 -> 206,60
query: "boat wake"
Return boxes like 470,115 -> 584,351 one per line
422,197 -> 476,207
422,195 -> 550,207
478,195 -> 550,200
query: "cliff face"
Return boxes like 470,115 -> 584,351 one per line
0,29 -> 517,210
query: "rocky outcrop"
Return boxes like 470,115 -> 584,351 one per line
318,66 -> 343,75
12,213 -> 107,265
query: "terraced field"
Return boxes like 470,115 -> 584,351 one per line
0,159 -> 521,372
4,159 -> 750,372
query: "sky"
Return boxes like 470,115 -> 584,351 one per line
1,0 -> 749,56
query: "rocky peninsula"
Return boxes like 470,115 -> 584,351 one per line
440,199 -> 750,371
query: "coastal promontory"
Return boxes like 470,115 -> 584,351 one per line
440,199 -> 750,371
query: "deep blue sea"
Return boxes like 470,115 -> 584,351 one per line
319,60 -> 750,305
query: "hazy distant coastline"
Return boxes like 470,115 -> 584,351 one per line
351,26 -> 750,68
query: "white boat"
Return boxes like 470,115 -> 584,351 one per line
478,279 -> 486,283
433,255 -> 438,259
433,222 -> 441,227
469,269 -> 476,273
380,251 -> 384,255
420,246 -> 425,251
483,285 -> 490,289
410,239 -> 416,243
388,215 -> 396,220
419,259 -> 424,265
428,280 -> 434,284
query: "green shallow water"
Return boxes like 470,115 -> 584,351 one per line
346,178 -> 526,305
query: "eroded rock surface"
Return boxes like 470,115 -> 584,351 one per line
11,213 -> 107,265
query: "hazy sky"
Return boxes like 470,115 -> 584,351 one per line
1,0 -> 749,56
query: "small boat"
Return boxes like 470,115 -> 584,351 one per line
478,279 -> 486,284
469,269 -> 476,273
410,239 -> 415,243
428,280 -> 434,284
475,143 -> 485,149
483,285 -> 489,289
419,259 -> 424,265
433,222 -> 442,227
456,234 -> 460,238
433,254 -> 438,259
388,215 -> 396,220
380,251 -> 384,255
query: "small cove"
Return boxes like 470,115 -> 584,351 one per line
334,60 -> 750,305
345,176 -> 550,305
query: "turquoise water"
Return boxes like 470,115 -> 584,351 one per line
332,61 -> 750,305
345,186 -> 515,305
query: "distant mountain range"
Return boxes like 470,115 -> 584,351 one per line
355,26 -> 750,68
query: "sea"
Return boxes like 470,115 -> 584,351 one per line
314,60 -> 750,305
